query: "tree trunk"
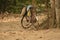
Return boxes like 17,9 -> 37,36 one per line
55,0 -> 60,27
50,0 -> 56,28
45,0 -> 50,28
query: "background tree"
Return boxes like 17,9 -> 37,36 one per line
50,0 -> 56,28
55,0 -> 60,27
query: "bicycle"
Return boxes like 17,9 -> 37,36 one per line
21,6 -> 39,29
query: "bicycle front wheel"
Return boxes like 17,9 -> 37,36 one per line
21,16 -> 32,29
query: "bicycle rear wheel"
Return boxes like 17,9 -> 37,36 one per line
32,16 -> 40,30
21,16 -> 32,29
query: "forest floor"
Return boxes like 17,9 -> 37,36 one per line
0,13 -> 60,40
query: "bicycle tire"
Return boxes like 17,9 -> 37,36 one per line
21,16 -> 32,29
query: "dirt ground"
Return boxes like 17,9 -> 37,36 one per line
0,21 -> 60,40
0,14 -> 60,40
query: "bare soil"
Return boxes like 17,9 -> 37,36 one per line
0,22 -> 60,40
0,14 -> 60,40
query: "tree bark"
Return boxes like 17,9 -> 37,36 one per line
50,0 -> 56,28
55,0 -> 60,27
